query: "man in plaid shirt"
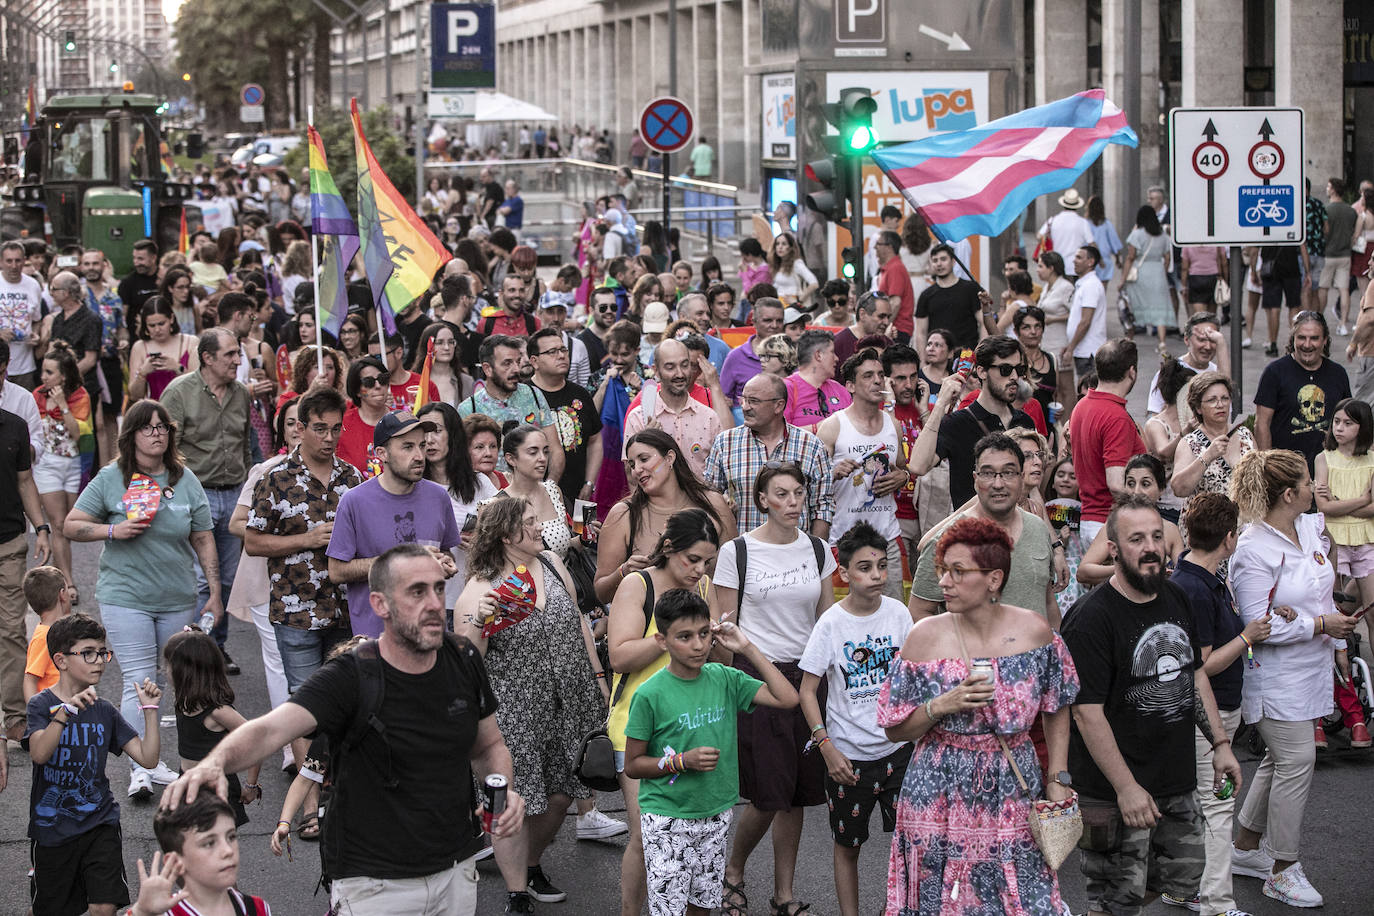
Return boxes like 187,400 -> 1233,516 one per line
703,373 -> 835,536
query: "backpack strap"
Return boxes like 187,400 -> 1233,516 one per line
480,314 -> 495,337
341,640 -> 397,789
733,536 -> 748,623
610,570 -> 656,709
808,533 -> 827,576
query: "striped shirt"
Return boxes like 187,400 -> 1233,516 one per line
703,423 -> 835,532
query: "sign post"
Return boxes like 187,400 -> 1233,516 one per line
639,96 -> 696,244
1169,106 -> 1305,404
239,83 -> 265,124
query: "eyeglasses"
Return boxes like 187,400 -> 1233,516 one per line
1020,449 -> 1046,462
934,563 -> 997,583
739,396 -> 784,407
359,375 -> 384,388
828,296 -> 848,305
536,346 -> 569,357
138,423 -> 171,437
63,648 -> 114,663
307,423 -> 344,437
987,363 -> 1028,377
1200,396 -> 1231,407
974,469 -> 1021,482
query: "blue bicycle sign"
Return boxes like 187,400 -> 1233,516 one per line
1238,185 -> 1295,228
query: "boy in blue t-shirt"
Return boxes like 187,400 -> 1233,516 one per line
625,588 -> 799,916
26,613 -> 164,916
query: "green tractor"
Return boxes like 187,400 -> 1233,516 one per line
2,88 -> 195,275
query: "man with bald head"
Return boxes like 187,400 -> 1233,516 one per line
623,338 -> 722,478
162,326 -> 254,668
704,371 -> 835,536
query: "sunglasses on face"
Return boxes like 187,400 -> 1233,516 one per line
987,363 -> 1028,377
359,375 -> 384,388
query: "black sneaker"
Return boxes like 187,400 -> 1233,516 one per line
526,865 -> 566,903
505,891 -> 535,913
1264,342 -> 1279,357
220,648 -> 241,676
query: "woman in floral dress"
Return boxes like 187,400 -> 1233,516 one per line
878,517 -> 1079,915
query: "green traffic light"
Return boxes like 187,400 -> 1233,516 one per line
842,262 -> 856,280
848,125 -> 876,151
64,40 -> 76,52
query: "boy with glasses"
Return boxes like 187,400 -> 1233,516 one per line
26,612 -> 164,916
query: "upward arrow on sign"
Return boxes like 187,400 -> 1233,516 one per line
1258,118 -> 1275,140
1203,118 -> 1218,140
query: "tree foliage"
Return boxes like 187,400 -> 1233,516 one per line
283,104 -> 416,208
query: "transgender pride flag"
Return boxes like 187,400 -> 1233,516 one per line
871,89 -> 1138,243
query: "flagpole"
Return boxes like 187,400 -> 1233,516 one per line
376,304 -> 389,374
308,104 -> 325,378
913,204 -> 984,294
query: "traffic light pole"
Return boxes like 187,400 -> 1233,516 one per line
847,153 -> 865,292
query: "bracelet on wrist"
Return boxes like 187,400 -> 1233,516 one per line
810,721 -> 826,735
925,698 -> 942,722
1211,737 -> 1231,750
108,523 -> 115,541
277,820 -> 291,828
593,671 -> 607,680
244,783 -> 261,790
139,704 -> 158,710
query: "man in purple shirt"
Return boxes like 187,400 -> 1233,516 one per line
720,298 -> 785,405
327,411 -> 461,636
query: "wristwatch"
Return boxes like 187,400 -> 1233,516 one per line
34,524 -> 51,534
1051,538 -> 1065,552
1051,770 -> 1072,788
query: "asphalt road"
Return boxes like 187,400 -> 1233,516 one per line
3,314 -> 1372,915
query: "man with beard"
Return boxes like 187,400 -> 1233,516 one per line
458,335 -> 565,481
528,327 -> 602,505
882,344 -> 929,565
1253,311 -> 1350,473
78,249 -> 126,462
162,543 -> 526,916
908,431 -> 1060,625
907,335 -> 1036,509
1070,338 -> 1147,544
327,411 -> 461,638
676,292 -> 731,370
1062,495 -> 1242,916
579,286 -> 618,372
116,239 -> 160,329
480,274 -> 541,338
623,338 -> 721,479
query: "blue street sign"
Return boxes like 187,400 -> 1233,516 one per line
431,3 -> 496,90
1238,185 -> 1295,229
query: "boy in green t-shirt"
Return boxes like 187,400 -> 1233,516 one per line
625,588 -> 799,916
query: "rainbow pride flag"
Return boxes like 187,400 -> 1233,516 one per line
349,99 -> 450,333
308,124 -> 359,337
20,82 -> 36,143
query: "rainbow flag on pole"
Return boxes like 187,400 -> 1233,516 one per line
20,82 -> 36,143
349,98 -> 450,333
308,124 -> 359,337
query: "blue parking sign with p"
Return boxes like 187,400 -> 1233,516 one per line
1239,185 -> 1295,228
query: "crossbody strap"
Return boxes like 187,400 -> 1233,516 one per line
951,615 -> 1030,794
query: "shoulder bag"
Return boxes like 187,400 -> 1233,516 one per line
951,616 -> 1082,870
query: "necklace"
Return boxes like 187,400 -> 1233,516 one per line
640,498 -> 691,548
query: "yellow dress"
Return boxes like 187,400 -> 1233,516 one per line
1323,449 -> 1374,546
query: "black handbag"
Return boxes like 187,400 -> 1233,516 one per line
562,539 -> 606,620
574,726 -> 620,792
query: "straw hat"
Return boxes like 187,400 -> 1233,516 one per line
1058,189 -> 1084,210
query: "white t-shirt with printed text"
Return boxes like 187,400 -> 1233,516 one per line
712,529 -> 838,663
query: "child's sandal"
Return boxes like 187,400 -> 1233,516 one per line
769,898 -> 811,916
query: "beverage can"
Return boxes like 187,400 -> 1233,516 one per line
481,774 -> 508,832
1214,774 -> 1235,800
970,659 -> 995,686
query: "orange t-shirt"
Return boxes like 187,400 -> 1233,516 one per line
26,623 -> 59,693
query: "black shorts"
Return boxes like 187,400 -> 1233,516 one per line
824,743 -> 913,847
30,822 -> 130,916
735,657 -> 828,811
98,356 -> 123,415
1185,274 -> 1218,306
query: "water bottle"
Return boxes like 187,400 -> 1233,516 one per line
198,611 -> 215,632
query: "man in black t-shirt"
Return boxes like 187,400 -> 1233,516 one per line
0,407 -> 51,740
529,327 -> 603,505
914,244 -> 986,349
116,239 -> 160,331
479,167 -> 505,230
43,272 -> 103,395
161,545 -> 528,915
1062,496 -> 1240,916
1253,312 -> 1350,473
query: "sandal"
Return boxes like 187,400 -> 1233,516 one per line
721,879 -> 748,916
298,815 -> 320,841
769,898 -> 811,916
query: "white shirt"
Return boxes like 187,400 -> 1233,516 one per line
713,529 -> 838,663
1067,273 -> 1108,359
1230,514 -> 1338,723
1040,211 -> 1096,264
799,596 -> 911,760
0,379 -> 43,461
771,261 -> 818,302
0,273 -> 42,375
562,331 -> 591,389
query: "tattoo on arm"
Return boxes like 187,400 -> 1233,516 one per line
1193,691 -> 1217,748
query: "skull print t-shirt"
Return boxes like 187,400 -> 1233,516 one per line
1061,579 -> 1203,800
1253,354 -> 1351,473
327,477 -> 462,637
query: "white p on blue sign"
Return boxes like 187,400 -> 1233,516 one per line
431,3 -> 495,90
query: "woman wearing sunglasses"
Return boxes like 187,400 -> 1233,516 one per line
337,356 -> 390,479
63,398 -> 219,799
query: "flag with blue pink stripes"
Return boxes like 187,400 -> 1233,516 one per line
871,89 -> 1138,243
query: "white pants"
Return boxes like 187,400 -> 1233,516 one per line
247,600 -> 292,764
330,857 -> 480,916
1236,716 -> 1316,862
1193,708 -> 1242,916
1080,519 -> 1104,547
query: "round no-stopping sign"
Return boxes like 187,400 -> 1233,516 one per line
1192,141 -> 1228,180
240,83 -> 265,106
1249,141 -> 1283,180
639,97 -> 695,155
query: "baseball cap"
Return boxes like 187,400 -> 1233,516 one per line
373,410 -> 438,448
641,301 -> 671,333
539,290 -> 574,311
783,307 -> 807,326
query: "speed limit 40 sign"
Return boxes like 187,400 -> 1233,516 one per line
1168,107 -> 1304,246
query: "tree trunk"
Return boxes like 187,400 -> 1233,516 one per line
313,15 -> 332,111
267,40 -> 290,130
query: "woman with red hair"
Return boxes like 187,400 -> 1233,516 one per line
877,516 -> 1080,914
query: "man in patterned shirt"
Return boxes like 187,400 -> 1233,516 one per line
79,249 -> 126,463
245,385 -> 361,707
703,372 -> 835,537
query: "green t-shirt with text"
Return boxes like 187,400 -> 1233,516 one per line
625,662 -> 761,819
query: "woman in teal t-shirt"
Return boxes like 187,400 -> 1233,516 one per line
65,398 -> 215,798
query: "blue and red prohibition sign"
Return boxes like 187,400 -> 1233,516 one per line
639,97 -> 695,154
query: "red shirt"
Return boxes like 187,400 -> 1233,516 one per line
892,401 -> 923,520
878,255 -> 916,336
1068,389 -> 1146,523
387,371 -> 441,413
338,404 -> 380,479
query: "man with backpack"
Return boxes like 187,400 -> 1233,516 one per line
481,274 -> 541,338
457,335 -> 566,481
161,543 -> 526,916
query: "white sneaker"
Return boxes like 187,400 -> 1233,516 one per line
1263,862 -> 1323,908
575,808 -> 629,841
1219,910 -> 1254,916
1231,843 -> 1275,879
1161,891 -> 1200,911
128,769 -> 153,800
145,761 -> 180,785
1242,336 -> 1253,349
1338,324 -> 1351,336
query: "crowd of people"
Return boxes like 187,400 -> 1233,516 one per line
0,170 -> 1371,916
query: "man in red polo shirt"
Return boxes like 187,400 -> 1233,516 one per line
1069,338 -> 1146,544
875,230 -> 915,344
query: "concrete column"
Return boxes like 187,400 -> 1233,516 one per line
718,0 -> 745,186
693,2 -> 718,140
1101,0 -> 1162,228
1275,0 -> 1343,186
1181,0 -> 1244,106
1033,0 -> 1088,107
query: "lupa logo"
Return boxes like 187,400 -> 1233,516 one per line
885,88 -> 978,131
